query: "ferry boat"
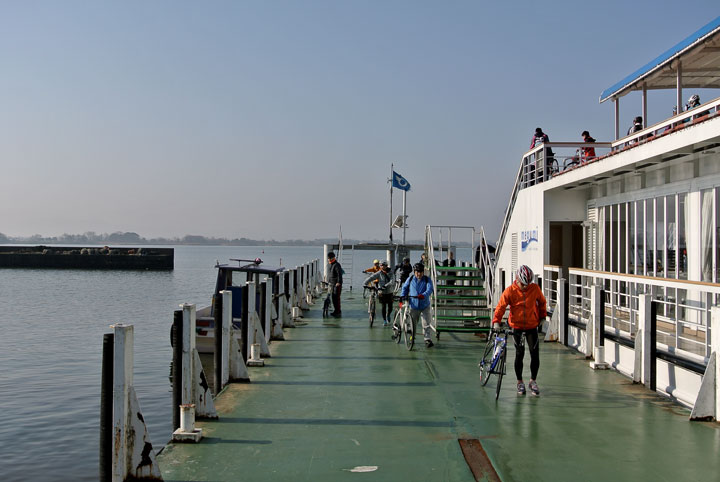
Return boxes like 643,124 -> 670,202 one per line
195,259 -> 284,353
491,16 -> 720,411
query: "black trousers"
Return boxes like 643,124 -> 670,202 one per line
379,293 -> 393,320
331,284 -> 342,313
512,328 -> 539,380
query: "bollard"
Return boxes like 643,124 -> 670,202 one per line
110,324 -> 162,480
589,287 -> 609,369
172,404 -> 202,443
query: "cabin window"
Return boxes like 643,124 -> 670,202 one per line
629,202 -> 636,275
656,198 -> 665,277
666,194 -> 676,279
645,199 -> 654,277
701,188 -> 714,282
678,193 -> 687,280
603,206 -> 611,272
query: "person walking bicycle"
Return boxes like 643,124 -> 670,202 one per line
491,265 -> 547,395
364,261 -> 395,326
400,263 -> 435,348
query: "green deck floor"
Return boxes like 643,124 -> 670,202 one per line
157,291 -> 720,481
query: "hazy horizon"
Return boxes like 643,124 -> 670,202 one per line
2,2 -> 718,244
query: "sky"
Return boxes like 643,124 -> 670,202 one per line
1,1 -> 719,243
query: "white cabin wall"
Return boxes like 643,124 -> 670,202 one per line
495,186 -> 545,292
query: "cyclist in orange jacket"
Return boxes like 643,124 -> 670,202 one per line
492,265 -> 547,396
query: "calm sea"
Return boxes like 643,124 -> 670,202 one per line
0,244 -> 431,481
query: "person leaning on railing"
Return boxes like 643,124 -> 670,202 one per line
580,131 -> 596,161
491,265 -> 547,396
530,127 -> 555,180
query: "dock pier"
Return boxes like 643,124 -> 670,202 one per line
102,256 -> 720,481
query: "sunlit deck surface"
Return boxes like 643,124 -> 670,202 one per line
157,293 -> 720,481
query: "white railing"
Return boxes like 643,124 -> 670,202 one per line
543,265 -> 562,310
567,268 -> 720,363
496,141 -> 612,261
613,96 -> 720,148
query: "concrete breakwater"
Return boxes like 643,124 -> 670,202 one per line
0,245 -> 174,269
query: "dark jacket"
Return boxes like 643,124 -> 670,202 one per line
327,260 -> 343,286
395,263 -> 412,284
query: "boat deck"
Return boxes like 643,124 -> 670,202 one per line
157,291 -> 720,481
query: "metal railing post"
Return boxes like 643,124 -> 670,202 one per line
561,279 -> 569,346
99,333 -> 114,482
213,294 -> 223,394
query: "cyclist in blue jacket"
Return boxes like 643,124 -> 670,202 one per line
400,263 -> 435,347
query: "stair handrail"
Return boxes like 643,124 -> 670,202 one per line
476,226 -> 496,306
496,148 -> 539,262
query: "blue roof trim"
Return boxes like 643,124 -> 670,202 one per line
599,16 -> 720,103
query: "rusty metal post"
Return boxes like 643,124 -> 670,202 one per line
213,294 -> 223,394
171,310 -> 182,431
100,333 -> 114,482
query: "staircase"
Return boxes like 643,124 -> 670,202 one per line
433,265 -> 491,336
339,245 -> 354,290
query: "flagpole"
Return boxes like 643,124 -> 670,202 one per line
390,163 -> 394,245
402,189 -> 407,245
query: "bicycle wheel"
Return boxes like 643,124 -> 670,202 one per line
479,333 -> 495,386
495,344 -> 507,400
392,309 -> 402,343
404,311 -> 415,351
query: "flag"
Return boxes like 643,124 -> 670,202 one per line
392,171 -> 411,191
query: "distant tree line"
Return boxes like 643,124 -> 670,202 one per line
0,231 -> 428,246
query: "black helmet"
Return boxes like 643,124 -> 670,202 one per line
380,261 -> 388,268
413,263 -> 425,272
327,251 -> 335,259
403,257 -> 410,263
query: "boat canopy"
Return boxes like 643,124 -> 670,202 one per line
599,16 -> 720,103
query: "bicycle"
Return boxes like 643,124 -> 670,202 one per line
391,295 -> 420,350
320,281 -> 331,318
478,325 -> 513,400
363,284 -> 379,327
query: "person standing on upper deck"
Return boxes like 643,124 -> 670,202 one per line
530,127 -> 549,148
327,251 -> 343,317
530,127 -> 554,179
627,116 -> 643,135
581,131 -> 596,161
